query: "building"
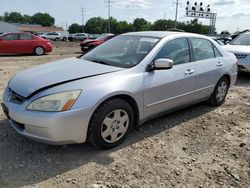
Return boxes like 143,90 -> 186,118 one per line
17,24 -> 64,33
0,21 -> 64,34
0,21 -> 20,34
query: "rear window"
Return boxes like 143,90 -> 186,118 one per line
20,34 -> 33,40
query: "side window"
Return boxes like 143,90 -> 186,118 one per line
155,38 -> 190,65
2,34 -> 19,41
190,38 -> 214,61
213,45 -> 222,58
20,34 -> 33,40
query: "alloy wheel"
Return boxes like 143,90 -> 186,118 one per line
101,109 -> 129,143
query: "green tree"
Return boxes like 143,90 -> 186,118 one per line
31,12 -> 55,26
4,12 -> 24,23
119,21 -> 133,33
132,18 -> 151,31
23,14 -> 32,24
68,23 -> 83,33
85,17 -> 106,34
152,19 -> 168,31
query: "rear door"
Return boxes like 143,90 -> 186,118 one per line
144,37 -> 196,118
189,38 -> 224,100
0,33 -> 19,54
18,33 -> 36,53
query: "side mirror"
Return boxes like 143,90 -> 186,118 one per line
147,58 -> 173,71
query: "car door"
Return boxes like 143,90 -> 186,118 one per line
18,33 -> 36,53
189,38 -> 224,100
144,38 -> 196,118
0,33 -> 19,54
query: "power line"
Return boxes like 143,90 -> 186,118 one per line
104,0 -> 113,33
80,6 -> 86,33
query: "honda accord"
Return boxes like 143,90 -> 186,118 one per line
1,32 -> 238,149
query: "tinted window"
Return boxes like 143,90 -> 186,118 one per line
213,45 -> 222,57
20,34 -> 33,40
155,38 -> 190,65
2,34 -> 19,41
190,38 -> 214,61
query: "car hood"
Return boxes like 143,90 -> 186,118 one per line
224,44 -> 250,54
9,57 -> 124,98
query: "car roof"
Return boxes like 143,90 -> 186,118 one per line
123,31 -> 205,39
0,32 -> 33,35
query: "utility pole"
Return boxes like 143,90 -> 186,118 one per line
173,0 -> 181,29
105,0 -> 113,33
80,6 -> 86,33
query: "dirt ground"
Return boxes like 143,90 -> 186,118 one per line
0,42 -> 249,188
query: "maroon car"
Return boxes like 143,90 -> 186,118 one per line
0,32 -> 52,55
80,34 -> 114,52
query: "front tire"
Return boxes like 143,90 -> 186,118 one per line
34,46 -> 44,55
88,98 -> 134,149
208,77 -> 229,106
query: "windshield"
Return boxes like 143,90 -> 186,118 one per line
81,35 -> 160,68
231,34 -> 250,45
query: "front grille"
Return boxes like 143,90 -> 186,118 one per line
234,54 -> 247,59
8,88 -> 25,104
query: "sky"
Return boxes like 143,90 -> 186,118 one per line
1,0 -> 250,33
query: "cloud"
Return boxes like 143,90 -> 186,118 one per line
114,0 -> 150,9
212,0 -> 236,6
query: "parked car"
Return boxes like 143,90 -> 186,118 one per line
1,32 -> 237,149
57,31 -> 69,41
68,33 -> 88,41
216,37 -> 232,45
41,32 -> 62,41
88,34 -> 100,39
224,32 -> 250,72
80,34 -> 115,52
0,32 -> 52,55
210,37 -> 223,45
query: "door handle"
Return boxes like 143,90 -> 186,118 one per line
185,69 -> 195,75
217,62 -> 223,67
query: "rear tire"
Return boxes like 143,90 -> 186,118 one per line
207,77 -> 229,106
88,98 -> 134,149
34,46 -> 44,55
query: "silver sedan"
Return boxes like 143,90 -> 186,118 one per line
1,31 -> 238,149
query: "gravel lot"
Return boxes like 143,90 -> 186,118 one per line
0,42 -> 249,188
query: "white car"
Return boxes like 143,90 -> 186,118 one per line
224,32 -> 250,72
41,32 -> 62,41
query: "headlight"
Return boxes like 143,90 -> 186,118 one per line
26,90 -> 81,112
